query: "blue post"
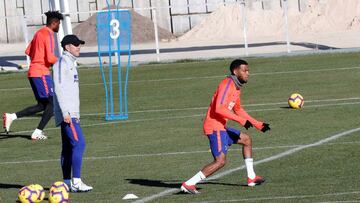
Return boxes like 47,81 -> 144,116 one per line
96,0 -> 132,120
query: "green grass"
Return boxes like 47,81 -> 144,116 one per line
1,52 -> 360,202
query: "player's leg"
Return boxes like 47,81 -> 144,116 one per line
201,153 -> 227,177
234,129 -> 265,186
3,102 -> 45,133
181,155 -> 226,194
61,123 -> 72,188
62,118 -> 92,192
31,97 -> 53,140
31,75 -> 54,140
3,77 -> 46,133
181,131 -> 229,194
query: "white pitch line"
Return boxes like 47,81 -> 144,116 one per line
196,191 -> 360,202
71,66 -> 360,85
10,97 -> 360,119
3,101 -> 360,136
81,97 -> 360,116
133,126 -> 360,203
318,201 -> 360,203
0,66 -> 359,92
1,141 -> 359,165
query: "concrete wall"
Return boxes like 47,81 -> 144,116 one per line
0,0 -> 309,43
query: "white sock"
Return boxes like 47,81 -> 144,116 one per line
63,179 -> 71,187
72,178 -> 81,185
185,171 -> 206,186
10,113 -> 17,120
245,158 -> 256,179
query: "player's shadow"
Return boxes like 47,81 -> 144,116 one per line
0,133 -> 31,140
125,179 -> 247,188
126,179 -> 180,189
200,181 -> 245,187
125,179 -> 249,195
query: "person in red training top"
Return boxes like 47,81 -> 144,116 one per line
181,59 -> 271,194
3,11 -> 63,140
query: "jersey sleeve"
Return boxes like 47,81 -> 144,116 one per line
233,98 -> 263,130
43,32 -> 58,65
25,41 -> 32,56
25,35 -> 38,58
213,80 -> 247,126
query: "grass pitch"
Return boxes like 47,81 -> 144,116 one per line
1,52 -> 360,202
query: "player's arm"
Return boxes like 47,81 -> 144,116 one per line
43,32 -> 58,65
213,81 -> 247,126
233,99 -> 270,132
25,40 -> 32,57
53,59 -> 70,119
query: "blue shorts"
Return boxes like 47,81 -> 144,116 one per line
208,128 -> 241,157
29,75 -> 54,100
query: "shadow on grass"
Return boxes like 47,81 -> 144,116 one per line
280,106 -> 293,109
125,179 -> 249,195
0,183 -> 49,190
0,133 -> 31,140
125,179 -> 180,189
200,181 -> 246,187
16,198 -> 49,203
0,183 -> 24,189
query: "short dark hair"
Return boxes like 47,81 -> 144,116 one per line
45,11 -> 63,25
230,59 -> 248,75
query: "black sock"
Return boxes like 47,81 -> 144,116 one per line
16,102 -> 45,118
37,97 -> 54,130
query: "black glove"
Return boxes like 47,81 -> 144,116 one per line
261,123 -> 271,133
244,120 -> 253,130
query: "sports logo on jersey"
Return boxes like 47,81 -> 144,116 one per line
228,101 -> 235,110
74,75 -> 79,82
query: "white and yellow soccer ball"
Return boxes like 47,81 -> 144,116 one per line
29,184 -> 45,202
288,93 -> 304,109
49,181 -> 69,203
49,181 -> 69,193
18,185 -> 40,203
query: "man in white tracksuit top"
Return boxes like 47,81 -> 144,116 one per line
53,34 -> 92,192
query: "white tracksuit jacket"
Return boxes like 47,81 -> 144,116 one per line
53,51 -> 80,127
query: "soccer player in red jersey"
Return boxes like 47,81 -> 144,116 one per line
181,59 -> 271,194
3,11 -> 63,140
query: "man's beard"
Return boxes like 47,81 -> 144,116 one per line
237,76 -> 247,84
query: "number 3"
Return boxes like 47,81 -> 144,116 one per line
110,19 -> 120,39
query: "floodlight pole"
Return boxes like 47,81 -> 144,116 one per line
21,16 -> 31,68
48,0 -> 73,56
240,0 -> 249,56
152,7 -> 161,62
60,0 -> 73,35
49,0 -> 63,57
282,0 -> 291,53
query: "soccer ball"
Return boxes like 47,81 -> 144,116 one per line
48,188 -> 69,203
49,181 -> 69,203
49,181 -> 69,193
29,184 -> 45,202
288,93 -> 304,109
18,185 -> 39,203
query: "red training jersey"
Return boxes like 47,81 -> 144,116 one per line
25,26 -> 58,77
203,77 -> 263,135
